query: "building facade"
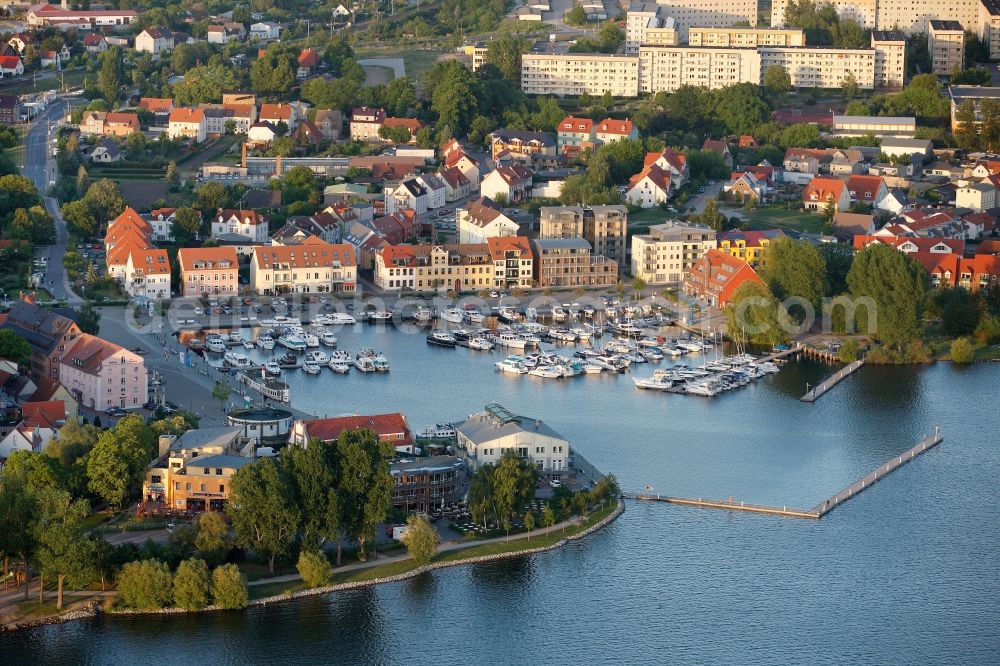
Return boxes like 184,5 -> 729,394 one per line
521,53 -> 640,97
59,334 -> 147,411
0,298 -> 81,381
538,205 -> 628,273
375,239 -> 533,292
688,26 -> 805,47
531,238 -> 618,288
929,21 -> 965,75
250,239 -> 357,295
682,248 -> 763,308
390,456 -> 467,513
455,403 -> 571,475
177,247 -> 239,297
639,46 -> 762,94
631,221 -> 716,286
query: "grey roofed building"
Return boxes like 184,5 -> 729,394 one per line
169,426 -> 242,451
455,403 -> 571,474
1,300 -> 79,357
455,403 -> 565,445
184,454 -> 253,471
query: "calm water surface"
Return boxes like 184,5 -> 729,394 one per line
3,324 -> 998,664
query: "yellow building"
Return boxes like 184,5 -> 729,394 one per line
688,27 -> 805,47
715,229 -> 785,270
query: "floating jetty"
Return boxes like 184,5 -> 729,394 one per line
801,359 -> 865,402
627,429 -> 943,519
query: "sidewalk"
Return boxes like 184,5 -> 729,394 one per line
248,513 -> 588,587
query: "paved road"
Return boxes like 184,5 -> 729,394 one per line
686,181 -> 724,214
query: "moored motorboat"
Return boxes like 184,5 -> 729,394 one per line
426,330 -> 457,347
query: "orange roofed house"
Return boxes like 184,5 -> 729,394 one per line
250,238 -> 356,295
168,107 -> 207,142
59,333 -> 147,412
803,177 -> 850,212
289,413 -> 415,454
913,252 -> 1000,292
177,246 -> 239,297
682,248 -> 763,308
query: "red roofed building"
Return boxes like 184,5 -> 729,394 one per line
701,139 -> 733,168
372,209 -> 421,244
846,175 -> 888,204
384,117 -> 423,136
595,118 -> 638,143
803,176 -> 850,212
0,55 -> 24,77
168,107 -> 206,142
250,238 -> 357,294
642,148 -> 688,189
27,3 -> 137,27
290,413 -> 415,453
853,234 -> 965,255
296,48 -> 320,78
912,252 -> 1000,292
557,116 -> 595,154
438,166 -> 472,201
682,248 -> 763,308
625,163 -> 672,208
124,248 -> 171,299
59,334 -> 147,412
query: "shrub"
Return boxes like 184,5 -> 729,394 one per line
117,559 -> 173,609
400,514 -> 439,566
974,314 -> 1000,344
838,339 -> 860,363
194,511 -> 233,566
296,550 -> 333,588
211,564 -> 248,609
173,558 -> 211,611
950,337 -> 975,364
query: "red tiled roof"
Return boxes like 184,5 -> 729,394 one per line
596,118 -> 634,135
558,116 -> 593,133
302,413 -> 412,445
384,117 -> 423,132
60,334 -> 136,375
252,240 -> 356,269
169,107 -> 204,123
803,177 -> 846,203
139,97 -> 173,113
847,175 -> 885,201
627,163 -> 671,193
21,400 -> 65,429
297,48 -> 320,67
853,235 -> 965,254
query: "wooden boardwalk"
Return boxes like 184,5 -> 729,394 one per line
801,359 -> 865,402
756,343 -> 803,364
627,429 -> 943,520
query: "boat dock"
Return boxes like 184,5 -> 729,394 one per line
756,343 -> 804,363
626,429 -> 943,520
801,359 -> 865,402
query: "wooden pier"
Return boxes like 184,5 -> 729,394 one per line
801,359 -> 865,402
756,343 -> 804,364
627,429 -> 944,520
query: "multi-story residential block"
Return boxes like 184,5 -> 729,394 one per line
631,221 -> 716,286
981,0 -> 1000,60
949,85 -> 1000,131
759,46 -> 875,89
956,181 -> 997,212
135,27 -> 173,54
124,248 -> 171,299
871,31 -> 907,89
60,333 -> 147,411
683,248 -> 762,307
349,106 -> 385,141
211,209 -> 269,243
458,196 -> 519,244
142,426 -> 246,511
455,403 -> 571,475
717,229 -> 785,269
390,456 -> 467,513
438,166 -> 472,201
468,42 -> 488,71
625,3 -> 674,54
521,53 -> 640,97
639,46 -> 762,94
384,178 -> 429,215
250,238 -> 357,295
929,20 -> 966,75
375,240 -> 532,292
167,107 -> 206,142
0,94 -> 20,124
654,0 -> 758,40
0,297 -> 81,381
688,26 -> 806,47
177,247 -> 239,297
530,238 -> 618,287
538,205 -> 628,272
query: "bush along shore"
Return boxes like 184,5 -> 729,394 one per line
3,501 -> 624,630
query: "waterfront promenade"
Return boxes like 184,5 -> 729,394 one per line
628,429 -> 944,520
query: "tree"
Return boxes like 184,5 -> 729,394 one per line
282,440 -> 340,552
847,243 -> 928,350
523,511 -> 535,542
211,564 -> 248,609
0,475 -> 37,600
632,276 -> 647,300
83,179 -> 127,230
194,511 -> 233,566
838,338 -> 860,363
296,550 -> 334,587
762,237 -> 827,315
250,51 -> 296,96
696,198 -> 726,231
212,381 -> 231,411
950,337 -> 974,364
4,451 -> 62,497
572,490 -> 588,517
541,504 -> 555,530
75,165 -> 90,198
87,415 -> 155,509
565,2 -> 588,25
98,47 -> 125,102
714,83 -> 770,135
34,489 -> 94,610
75,302 -> 101,335
172,207 -> 203,246
725,281 -> 790,347
0,329 -> 31,364
61,200 -> 98,238
117,559 -> 173,609
763,65 -> 791,93
400,514 -> 438,565
819,244 -> 853,296
429,61 -> 480,137
954,100 -> 981,152
0,174 -> 41,212
491,451 -> 537,539
779,123 -> 823,148
173,558 -> 211,611
485,32 -> 526,83
336,430 -> 394,562
165,161 -> 180,193
227,457 -> 300,575
378,124 -> 412,145
196,182 -> 229,211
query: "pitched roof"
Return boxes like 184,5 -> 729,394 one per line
259,103 -> 294,120
1,300 -> 78,357
169,107 -> 204,123
461,196 -> 508,227
252,240 -> 356,269
60,334 -> 137,375
487,163 -> 533,185
803,177 -> 847,203
297,48 -> 320,67
644,148 -> 686,172
558,116 -> 594,133
439,166 -> 470,188
847,175 -> 885,200
490,129 -> 555,147
0,55 -> 22,69
217,209 -> 267,226
301,413 -> 412,445
627,163 -> 671,193
128,248 -> 171,275
487,236 -> 531,261
596,118 -> 634,136
21,400 -> 65,429
384,117 -> 423,132
177,246 -> 239,272
718,229 -> 785,248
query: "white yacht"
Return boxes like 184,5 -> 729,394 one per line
464,309 -> 485,324
263,361 -> 282,377
355,356 -> 376,372
551,306 -> 567,321
205,336 -> 227,354
528,365 -> 562,379
223,351 -> 252,369
549,329 -> 577,343
257,334 -> 275,350
367,310 -> 392,323
302,360 -> 321,375
329,312 -> 357,325
242,338 -> 255,349
495,355 -> 528,374
305,350 -> 329,365
581,363 -> 603,374
414,306 -> 433,324
468,337 -> 494,351
263,315 -> 300,327
329,360 -> 351,374
633,375 -> 674,391
442,308 -> 465,324
277,333 -> 307,351
330,350 -> 351,363
319,331 -> 338,347
496,332 -> 527,349
302,332 -> 320,348
427,330 -> 457,347
372,354 -> 390,372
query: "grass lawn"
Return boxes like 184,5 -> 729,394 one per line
627,208 -> 674,233
1,68 -> 89,96
737,207 -> 827,233
248,503 -> 618,601
354,49 -> 446,88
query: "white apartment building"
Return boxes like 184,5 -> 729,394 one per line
455,404 -> 571,475
625,3 -> 674,54
758,46 -> 876,90
250,239 -> 357,295
639,46 -> 761,94
872,31 -> 906,89
929,20 -> 966,75
688,27 -> 806,48
981,0 -> 1000,60
631,221 -> 717,286
773,0 -> 980,34
654,0 -> 758,40
520,53 -> 641,97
